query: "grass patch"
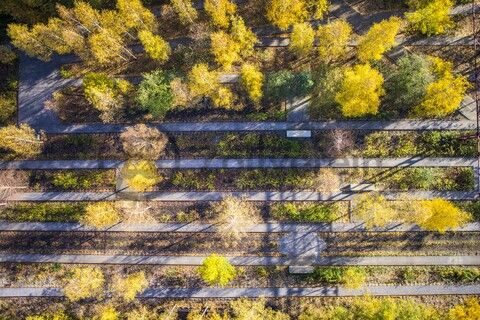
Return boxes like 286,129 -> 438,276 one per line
0,203 -> 86,222
270,203 -> 341,222
29,170 -> 116,191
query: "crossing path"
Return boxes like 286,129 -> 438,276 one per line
0,221 -> 478,233
7,191 -> 480,202
0,253 -> 478,266
0,157 -> 476,170
0,284 -> 478,298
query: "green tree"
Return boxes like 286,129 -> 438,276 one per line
266,0 -> 308,31
111,271 -> 148,302
81,202 -> 120,228
264,70 -> 313,104
289,22 -> 315,57
385,54 -> 434,115
357,17 -> 402,62
171,0 -> 198,24
136,70 -> 174,118
204,0 -> 236,28
240,63 -> 264,104
336,64 -> 384,117
317,20 -> 352,63
138,30 -> 171,63
406,0 -> 454,36
64,267 -> 104,302
120,160 -> 161,192
198,254 -> 236,286
0,124 -> 43,158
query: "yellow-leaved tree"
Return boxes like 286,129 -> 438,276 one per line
290,22 -> 315,57
240,63 -> 264,104
188,63 -> 235,108
0,124 -> 43,158
317,19 -> 352,63
81,202 -> 120,228
204,0 -> 236,28
198,254 -> 236,286
412,57 -> 470,118
342,267 -> 366,289
357,16 -> 402,62
351,192 -> 397,229
188,63 -> 219,98
95,305 -> 119,320
448,298 -> 480,320
230,16 -> 257,58
171,0 -> 198,25
307,0 -> 329,19
413,199 -> 471,233
210,31 -> 240,70
120,160 -> 161,192
64,267 -> 104,302
111,271 -> 148,302
406,0 -> 453,36
116,0 -> 157,32
266,0 -> 308,31
335,64 -> 384,117
138,30 -> 171,63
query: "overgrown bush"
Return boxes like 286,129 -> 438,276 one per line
308,267 -> 366,288
48,170 -> 114,190
437,267 -> 480,284
171,170 -> 216,190
0,92 -> 16,125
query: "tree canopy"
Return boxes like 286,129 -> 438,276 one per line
136,70 -> 174,118
357,17 -> 402,62
0,124 -> 43,158
198,254 -> 237,286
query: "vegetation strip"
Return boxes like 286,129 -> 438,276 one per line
0,254 -> 478,266
0,157 -> 477,170
8,191 -> 480,202
0,284 -> 479,298
0,222 -> 478,233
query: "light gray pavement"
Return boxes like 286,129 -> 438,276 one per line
26,120 -> 477,134
0,222 -> 478,233
0,254 -> 478,266
1,221 -> 478,233
0,157 -> 476,170
0,285 -> 478,298
7,191 -> 479,202
141,285 -> 480,298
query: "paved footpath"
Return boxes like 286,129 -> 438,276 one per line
8,191 -> 479,202
1,222 -> 478,233
0,285 -> 478,298
29,120 -> 477,134
0,254 -> 478,266
0,157 -> 476,170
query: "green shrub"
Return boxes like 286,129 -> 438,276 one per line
29,170 -> 115,191
384,54 -> 434,116
309,267 -> 344,284
171,170 -> 216,190
310,65 -> 343,119
59,65 -> 74,79
399,266 -> 423,284
270,203 -> 338,222
263,70 -> 313,104
0,92 -> 16,125
437,267 -> 480,284
0,203 -> 86,222
216,133 -> 307,158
